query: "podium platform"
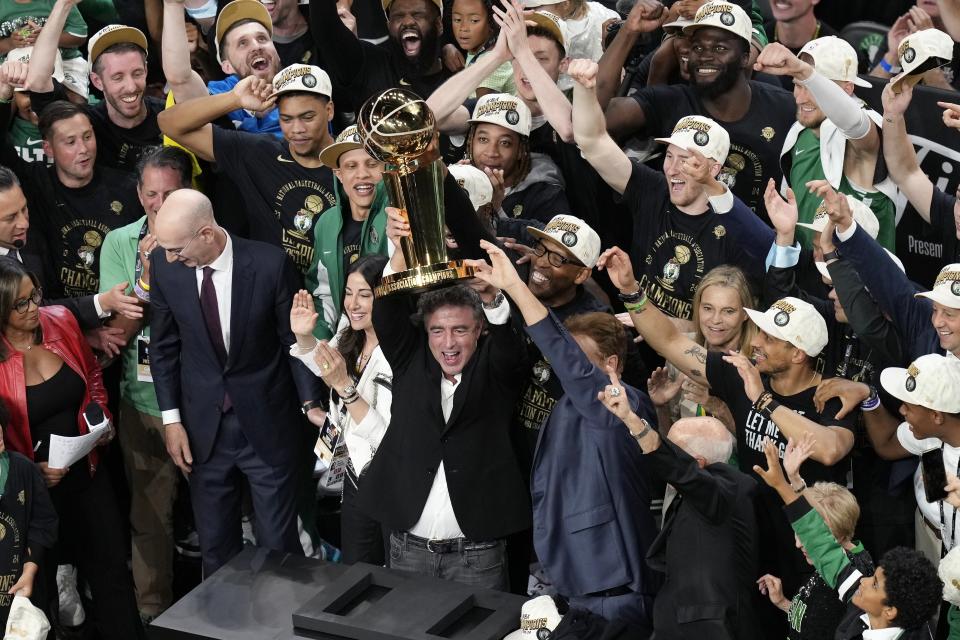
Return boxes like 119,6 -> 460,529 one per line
148,547 -> 526,640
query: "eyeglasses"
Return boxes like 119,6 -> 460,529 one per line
532,241 -> 583,269
13,287 -> 42,314
165,228 -> 203,259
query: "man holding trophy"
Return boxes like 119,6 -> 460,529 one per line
352,88 -> 532,589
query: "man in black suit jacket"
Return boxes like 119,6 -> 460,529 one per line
149,189 -> 325,576
599,376 -> 760,640
0,165 -> 142,352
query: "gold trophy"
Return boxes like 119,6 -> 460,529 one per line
357,88 -> 474,297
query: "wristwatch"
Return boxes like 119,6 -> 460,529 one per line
301,400 -> 323,415
822,249 -> 841,262
340,384 -> 358,398
482,291 -> 506,309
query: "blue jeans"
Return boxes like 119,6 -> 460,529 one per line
388,532 -> 508,591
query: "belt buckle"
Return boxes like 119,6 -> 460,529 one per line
425,538 -> 444,554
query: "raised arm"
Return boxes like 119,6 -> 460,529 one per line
310,0 -> 365,90
570,59 -> 631,194
157,76 -> 276,161
880,81 -> 933,222
597,246 -> 711,386
161,0 -> 209,103
596,0 -> 665,109
23,0 -> 77,93
813,377 -> 910,460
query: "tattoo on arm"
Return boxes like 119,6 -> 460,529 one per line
689,369 -> 703,379
684,345 -> 707,364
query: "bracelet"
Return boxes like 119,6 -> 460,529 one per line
342,393 -> 361,405
879,57 -> 902,74
623,292 -> 649,313
617,283 -> 642,303
861,386 -> 881,412
133,281 -> 150,302
791,478 -> 807,494
753,391 -> 781,418
630,418 -> 652,441
138,277 -> 150,292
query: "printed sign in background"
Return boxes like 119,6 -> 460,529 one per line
860,78 -> 960,288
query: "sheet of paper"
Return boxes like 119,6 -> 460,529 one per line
47,422 -> 109,469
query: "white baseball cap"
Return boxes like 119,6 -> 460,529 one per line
320,125 -> 364,168
527,215 -> 601,268
816,248 -> 904,283
683,1 -> 752,44
526,10 -> 570,55
663,16 -> 695,34
469,93 -> 532,137
448,164 -> 493,211
6,47 -> 63,92
796,195 -> 880,240
892,28 -> 955,92
881,353 -> 960,413
799,35 -> 872,88
745,296 -> 828,357
87,24 -> 148,64
61,55 -> 90,99
503,596 -> 564,640
654,115 -> 731,164
915,264 -> 960,310
523,0 -> 564,6
272,64 -> 332,99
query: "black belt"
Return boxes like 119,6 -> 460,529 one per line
397,531 -> 499,554
586,585 -> 633,598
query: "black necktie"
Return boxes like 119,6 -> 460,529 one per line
200,267 -> 231,412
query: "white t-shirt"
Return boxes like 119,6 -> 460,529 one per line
557,2 -> 620,91
897,422 -> 960,549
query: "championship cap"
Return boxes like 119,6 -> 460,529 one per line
796,195 -> 880,239
816,248 -> 904,283
271,64 -> 332,99
469,93 -> 532,137
683,1 -> 752,44
527,215 -> 601,269
745,296 -> 829,357
319,125 -> 364,168
87,24 -> 149,64
382,0 -> 443,15
526,10 -> 570,55
892,28 -> 954,92
662,16 -> 694,34
915,264 -> 960,310
523,0 -> 564,6
654,115 -> 731,164
448,164 -> 494,211
799,36 -> 872,88
61,56 -> 90,99
215,0 -> 273,58
504,596 -> 564,640
6,47 -> 63,92
881,353 -> 960,413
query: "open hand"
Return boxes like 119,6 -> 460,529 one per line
806,180 -> 854,232
596,246 -> 638,293
465,238 -> 522,292
764,179 -> 798,239
290,289 -> 319,337
753,437 -> 788,490
234,75 -> 276,112
647,365 -> 682,407
721,350 -> 764,403
783,433 -> 815,482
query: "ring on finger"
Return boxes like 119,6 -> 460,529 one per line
609,386 -> 622,397
321,361 -> 330,370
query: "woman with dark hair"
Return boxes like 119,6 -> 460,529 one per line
0,257 -> 143,638
291,255 -> 393,564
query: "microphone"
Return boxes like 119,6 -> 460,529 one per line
83,402 -> 110,432
11,239 -> 23,249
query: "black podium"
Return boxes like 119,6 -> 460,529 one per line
148,547 -> 526,640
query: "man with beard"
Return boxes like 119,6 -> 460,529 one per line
571,59 -> 762,321
158,66 -> 337,276
309,0 -> 449,112
604,1 -> 796,224
163,0 -> 284,136
755,38 -> 895,251
26,0 -> 163,173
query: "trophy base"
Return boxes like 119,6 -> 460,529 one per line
375,260 -> 475,297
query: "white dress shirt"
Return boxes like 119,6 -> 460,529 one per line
859,614 -> 904,639
161,233 -> 234,426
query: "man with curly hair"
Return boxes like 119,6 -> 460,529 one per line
755,438 -> 943,639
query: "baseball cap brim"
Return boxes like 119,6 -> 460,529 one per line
745,307 -> 790,343
879,367 -> 917,406
915,288 -> 960,309
852,76 -> 872,88
525,227 -> 587,266
89,26 -> 148,63
502,631 -> 522,640
525,12 -> 566,51
216,0 -> 273,48
892,57 -> 951,91
319,140 -> 363,168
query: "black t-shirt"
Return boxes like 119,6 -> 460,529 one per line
275,30 -> 316,67
622,161 -> 744,320
930,187 -> 960,263
706,351 -> 856,484
632,81 -> 796,225
788,547 -> 875,640
502,180 -> 572,225
30,85 -> 164,173
213,127 -> 337,274
341,212 -> 363,272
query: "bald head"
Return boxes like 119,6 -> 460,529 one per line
155,189 -> 224,268
668,417 -> 734,466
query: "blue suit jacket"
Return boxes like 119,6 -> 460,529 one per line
527,312 -> 662,597
149,234 -> 322,466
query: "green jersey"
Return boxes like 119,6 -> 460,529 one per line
5,116 -> 46,165
0,0 -> 87,61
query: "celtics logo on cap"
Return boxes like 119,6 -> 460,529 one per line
303,74 -> 317,88
903,47 -> 916,63
774,311 -> 790,327
693,130 -> 709,146
906,363 -> 919,392
561,231 -> 578,247
720,11 -> 735,26
506,109 -> 520,125
537,630 -> 552,640
951,280 -> 960,296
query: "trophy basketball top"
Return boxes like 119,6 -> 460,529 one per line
357,88 -> 436,164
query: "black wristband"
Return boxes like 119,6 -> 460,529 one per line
822,249 -> 840,262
